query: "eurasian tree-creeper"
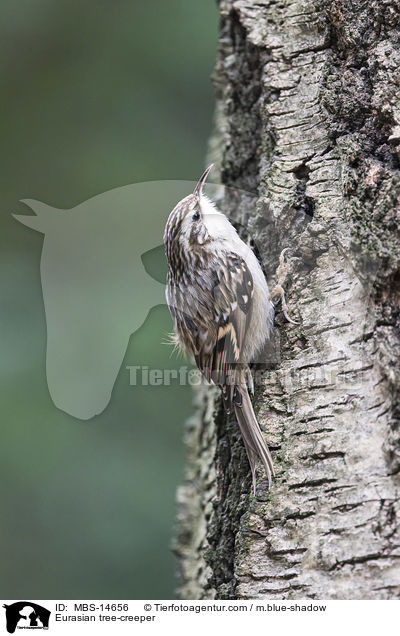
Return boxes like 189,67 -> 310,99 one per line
164,165 -> 296,491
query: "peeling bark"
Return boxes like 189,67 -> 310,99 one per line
174,0 -> 400,599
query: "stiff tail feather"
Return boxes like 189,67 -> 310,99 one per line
233,384 -> 275,494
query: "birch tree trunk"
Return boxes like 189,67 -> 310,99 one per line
174,0 -> 400,599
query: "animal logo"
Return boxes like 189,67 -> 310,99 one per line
14,181 -> 192,420
3,602 -> 50,633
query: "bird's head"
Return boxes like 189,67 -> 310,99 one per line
164,165 -> 236,265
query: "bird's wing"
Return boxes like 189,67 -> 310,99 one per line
194,253 -> 275,490
194,253 -> 254,388
175,253 -> 274,491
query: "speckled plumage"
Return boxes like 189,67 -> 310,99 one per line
164,166 -> 275,490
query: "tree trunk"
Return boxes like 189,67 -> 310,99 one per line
173,0 -> 400,599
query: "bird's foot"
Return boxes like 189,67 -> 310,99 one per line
269,248 -> 299,325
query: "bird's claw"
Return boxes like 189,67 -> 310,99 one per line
269,248 -> 299,324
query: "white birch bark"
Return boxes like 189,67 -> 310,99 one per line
174,0 -> 400,600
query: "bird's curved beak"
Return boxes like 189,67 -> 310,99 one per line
193,164 -> 214,198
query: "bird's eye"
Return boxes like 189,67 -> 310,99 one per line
192,211 -> 201,221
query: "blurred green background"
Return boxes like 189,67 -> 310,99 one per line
0,0 -> 218,598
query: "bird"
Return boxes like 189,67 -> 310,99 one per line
163,164 -> 295,492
